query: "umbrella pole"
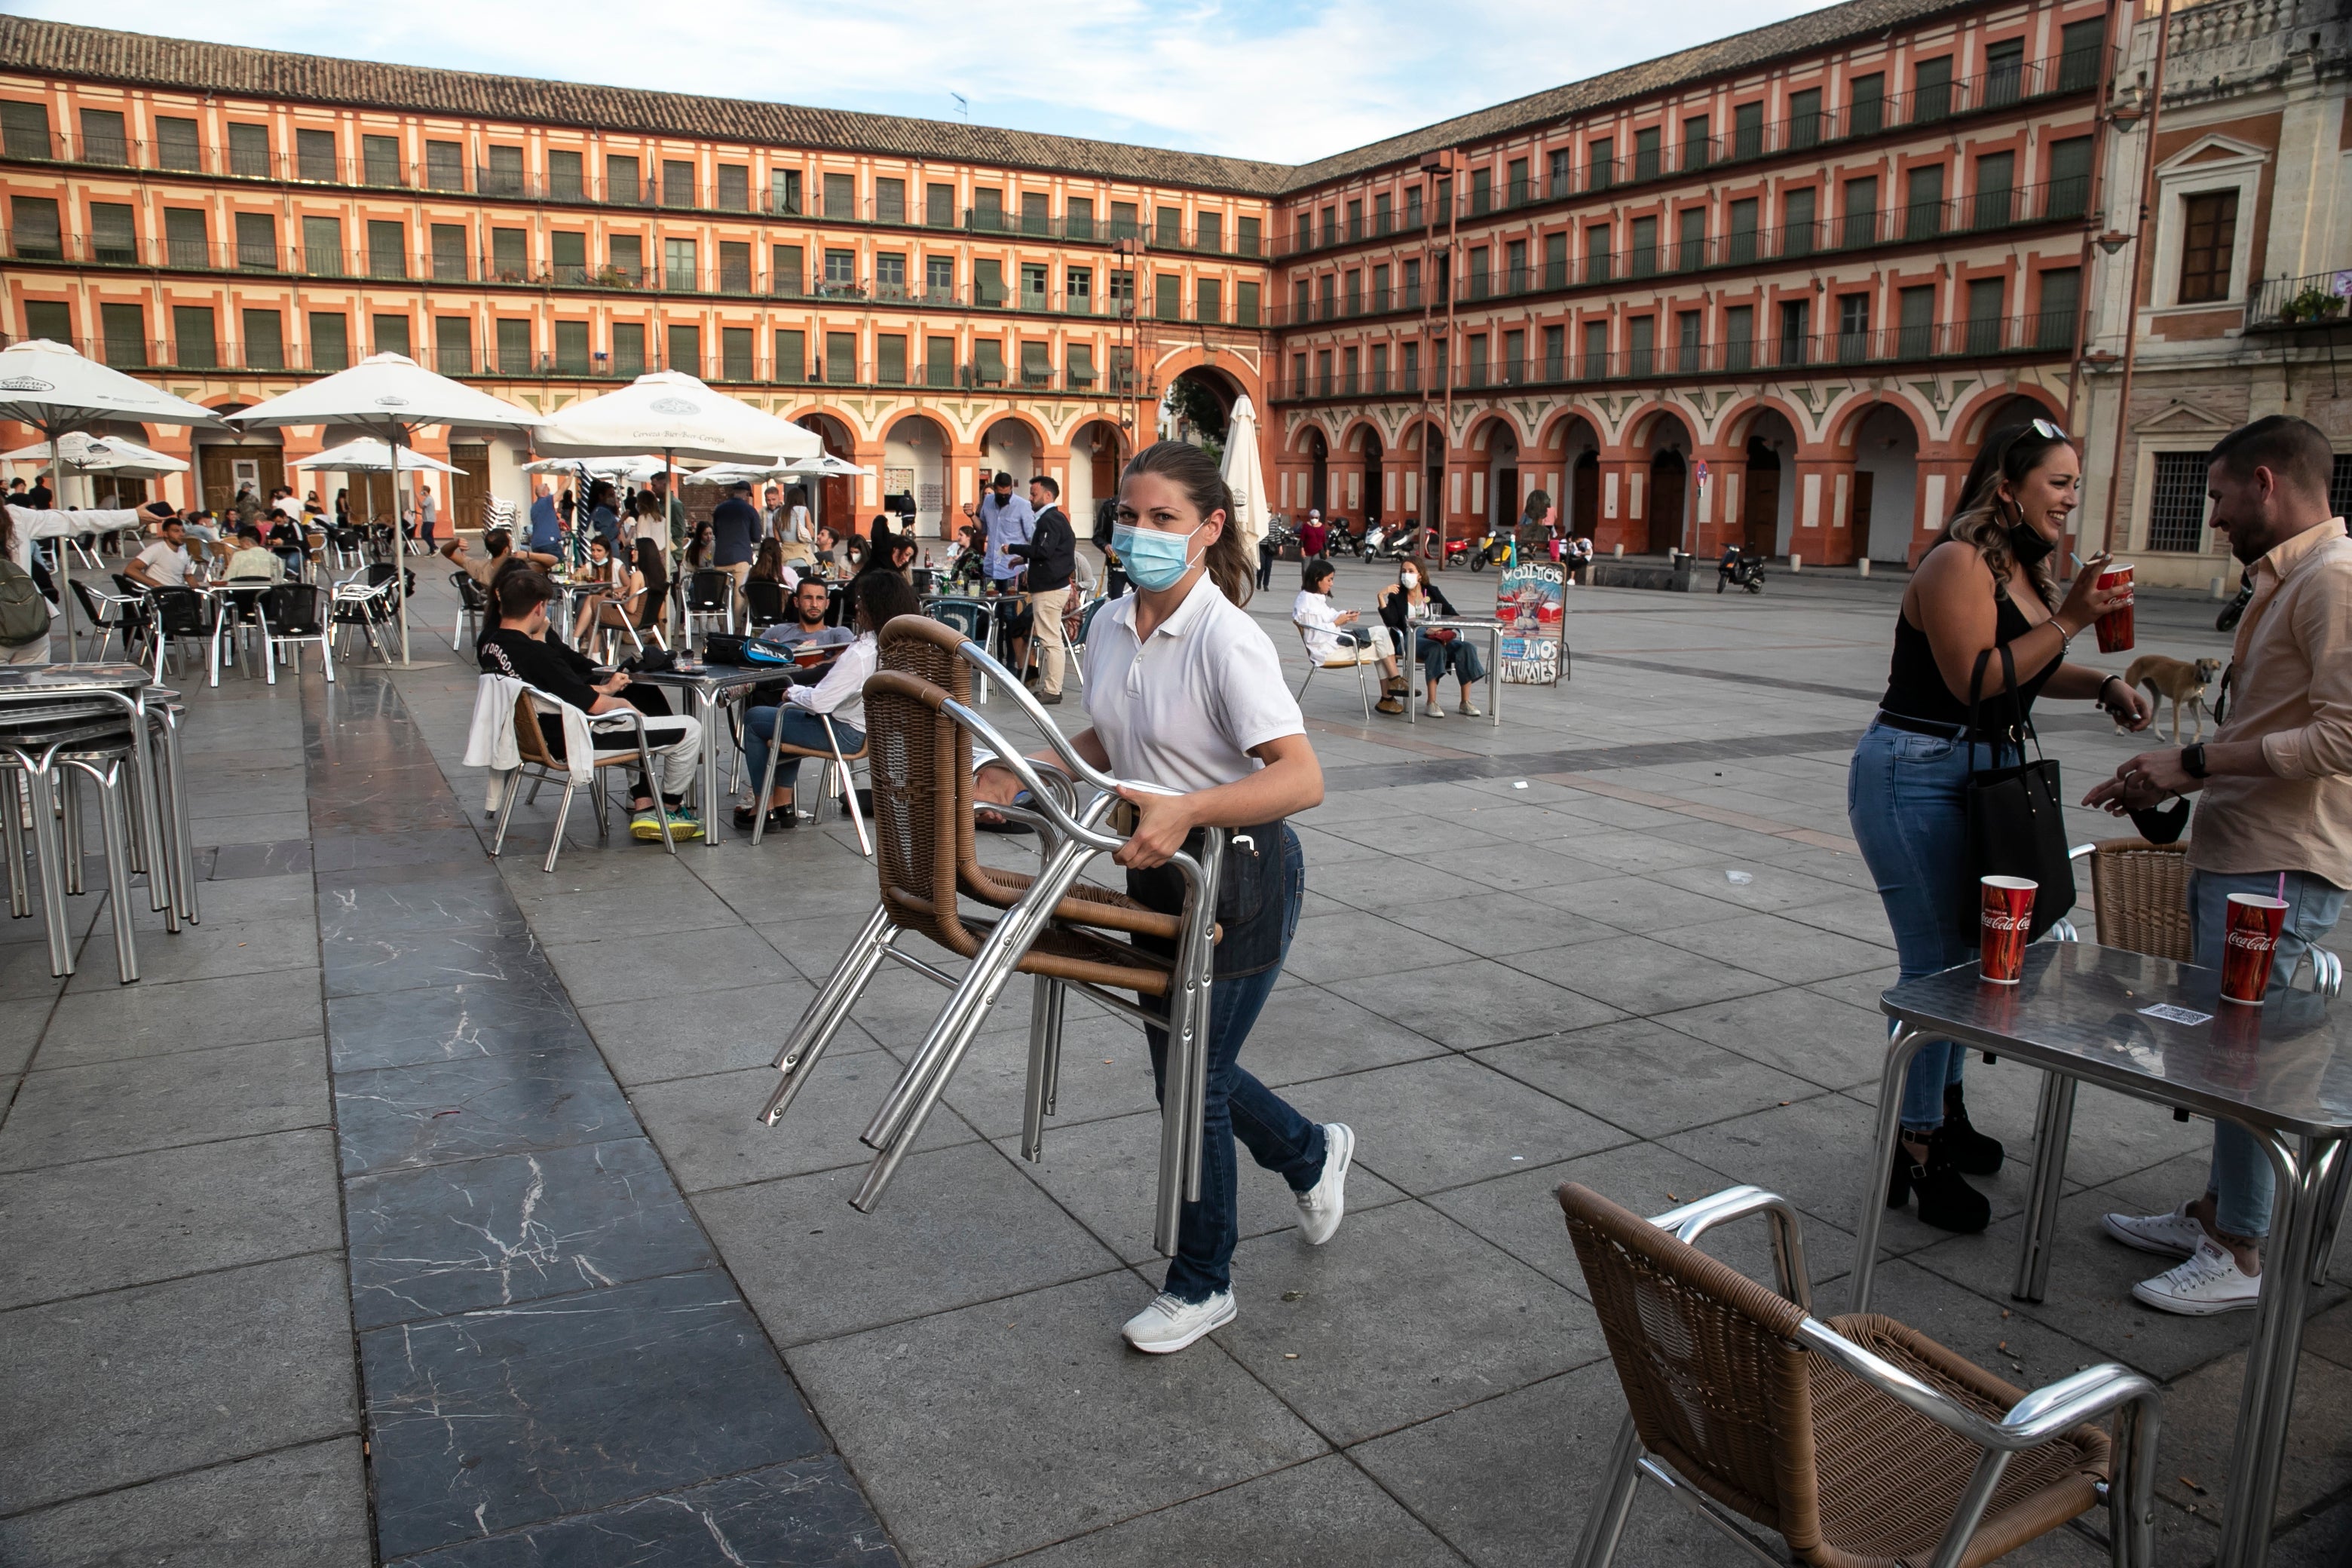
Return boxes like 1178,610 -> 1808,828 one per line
391,432 -> 414,665
49,433 -> 74,658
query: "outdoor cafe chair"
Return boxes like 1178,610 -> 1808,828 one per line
2069,836 -> 2338,995
327,525 -> 364,571
587,581 -> 667,665
449,570 -> 488,651
483,679 -> 677,871
922,596 -> 995,700
210,577 -> 275,686
748,709 -> 869,855
755,613 -> 1223,1257
744,578 -> 787,631
144,586 -> 216,683
72,577 -> 148,663
682,569 -> 733,644
259,582 -> 334,685
330,575 -> 397,660
1291,617 -> 1384,721
1557,1181 -> 2161,1568
0,694 -> 146,982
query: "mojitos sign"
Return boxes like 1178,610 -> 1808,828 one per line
1495,562 -> 1566,684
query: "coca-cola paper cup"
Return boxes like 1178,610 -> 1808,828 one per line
2220,893 -> 2287,1005
2093,563 -> 2135,653
1980,877 -> 2036,985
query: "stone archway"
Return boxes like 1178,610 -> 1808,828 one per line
1850,403 -> 1924,563
1636,410 -> 1695,556
795,413 -> 856,539
883,412 -> 951,537
1741,407 -> 1801,556
1303,427 -> 1328,514
1069,419 -> 1126,534
1349,424 -> 1385,524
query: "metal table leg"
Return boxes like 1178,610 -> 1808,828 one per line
2011,1070 -> 2078,1302
697,686 -> 724,846
2217,1132 -> 2344,1568
1846,1024 -> 1930,1316
1484,625 -> 1501,727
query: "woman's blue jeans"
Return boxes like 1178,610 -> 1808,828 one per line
2188,869 -> 2346,1239
1847,720 -> 1998,1130
1416,629 -> 1486,687
742,706 -> 862,797
1144,826 -> 1327,1302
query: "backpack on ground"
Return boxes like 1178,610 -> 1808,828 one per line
0,557 -> 52,647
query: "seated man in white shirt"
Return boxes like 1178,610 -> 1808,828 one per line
1291,557 -> 1401,710
126,516 -> 199,589
735,571 -> 915,829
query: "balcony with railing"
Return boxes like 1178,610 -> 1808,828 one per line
2246,269 -> 2351,331
1268,312 -> 2076,401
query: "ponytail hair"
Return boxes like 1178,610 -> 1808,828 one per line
1120,439 -> 1254,606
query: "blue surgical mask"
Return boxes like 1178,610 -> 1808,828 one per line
1113,522 -> 1199,592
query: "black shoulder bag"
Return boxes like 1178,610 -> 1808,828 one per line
1965,645 -> 2075,942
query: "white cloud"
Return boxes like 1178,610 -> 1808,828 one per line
27,0 -> 1838,164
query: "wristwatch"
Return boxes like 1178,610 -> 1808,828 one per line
2182,743 -> 2209,779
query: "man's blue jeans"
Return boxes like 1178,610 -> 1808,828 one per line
2189,869 -> 2345,1239
742,706 -> 862,797
1144,826 -> 1327,1302
1847,720 -> 1998,1129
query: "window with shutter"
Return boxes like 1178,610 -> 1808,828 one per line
2036,267 -> 2081,348
1985,38 -> 2025,106
373,314 -> 412,358
555,320 -> 590,375
824,171 -> 856,218
1586,224 -> 1612,283
1841,177 -> 1879,247
720,240 -> 752,294
1634,128 -> 1661,181
426,139 -> 463,190
1067,198 -> 1095,241
2,101 -> 51,161
2179,191 -> 2239,303
2059,19 -> 2107,92
243,309 -> 284,369
1899,285 -> 1935,357
974,188 -> 1004,231
605,154 -> 641,204
551,231 -> 586,283
774,329 -> 807,382
302,216 -> 343,276
1848,73 -> 1885,136
431,223 -> 468,281
10,196 -> 61,259
90,201 -> 134,264
366,219 -> 406,278
1110,199 -> 1138,239
876,332 -> 906,384
1787,89 -> 1821,151
236,211 -> 279,271
926,182 -> 953,226
718,164 -> 749,210
926,336 -> 954,387
156,115 -> 201,171
1966,277 -> 2005,352
1236,215 -> 1259,255
1067,342 -> 1096,386
296,127 -> 337,181
669,323 -> 702,376
1782,188 -> 1816,256
1582,320 -> 1609,378
1236,280 -> 1259,327
611,323 -> 644,377
484,145 -> 524,194
2047,136 -> 2093,219
1972,152 -> 2015,228
170,306 -> 217,368
1196,212 -> 1223,252
662,160 -> 695,207
1676,209 -> 1704,272
498,319 -> 532,375
976,259 -> 1006,307
1683,117 -> 1710,172
1023,192 -> 1051,235
436,315 -> 473,375
608,234 -> 642,283
1629,218 -> 1657,278
1155,274 -> 1181,320
1196,277 -> 1222,323
1912,57 -> 1954,122
308,313 -> 348,372
1628,317 -> 1653,376
874,177 -> 905,224
975,339 -> 1007,384
1906,164 -> 1945,239
547,149 -> 583,199
363,134 -> 403,187
492,228 -> 528,281
1020,341 -> 1052,387
1732,102 -> 1763,159
1778,300 -> 1810,366
1677,311 -> 1701,372
1726,304 -> 1754,370
80,109 -> 127,164
773,243 -> 803,296
722,326 -> 754,381
102,302 -> 147,367
164,207 -> 209,268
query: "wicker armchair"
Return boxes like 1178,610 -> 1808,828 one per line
2074,836 -> 2338,994
1559,1182 -> 2161,1568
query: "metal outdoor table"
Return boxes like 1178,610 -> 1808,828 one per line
1404,617 -> 1502,727
631,663 -> 782,847
1854,942 -> 2351,1568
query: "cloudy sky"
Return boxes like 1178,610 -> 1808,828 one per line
27,0 -> 1839,165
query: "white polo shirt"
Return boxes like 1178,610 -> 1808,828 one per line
136,540 -> 192,587
1082,574 -> 1303,795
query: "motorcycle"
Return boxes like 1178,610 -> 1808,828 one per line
1717,547 -> 1766,595
1467,532 -> 1513,572
1366,523 -> 1419,562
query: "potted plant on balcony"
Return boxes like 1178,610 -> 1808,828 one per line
2280,285 -> 2345,324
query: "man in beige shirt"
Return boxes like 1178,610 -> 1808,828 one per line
2087,415 -> 2350,1315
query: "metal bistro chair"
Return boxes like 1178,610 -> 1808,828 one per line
487,681 -> 678,872
72,578 -> 149,663
449,570 -> 489,651
589,579 -> 669,665
756,614 -> 1224,1256
259,582 -> 334,684
327,525 -> 364,571
0,694 -> 147,982
682,568 -> 733,644
1292,617 -> 1386,721
923,596 -> 995,700
210,577 -> 275,686
1559,1181 -> 2161,1568
331,574 -> 397,660
144,586 -> 216,682
749,707 -> 870,855
744,577 -> 787,632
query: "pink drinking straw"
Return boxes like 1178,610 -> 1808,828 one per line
2277,871 -> 2287,902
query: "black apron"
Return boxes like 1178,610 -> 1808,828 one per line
1124,820 -> 1290,981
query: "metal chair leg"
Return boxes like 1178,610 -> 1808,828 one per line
1569,1416 -> 1646,1568
543,780 -> 577,873
758,905 -> 898,1126
20,764 -> 74,976
58,769 -> 85,896
489,769 -> 521,857
2,769 -> 29,920
67,756 -> 137,984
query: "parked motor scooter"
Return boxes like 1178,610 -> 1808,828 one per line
1468,532 -> 1513,572
1717,546 -> 1766,594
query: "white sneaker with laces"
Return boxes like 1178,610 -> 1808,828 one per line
1456,696 -> 1482,717
1120,1289 -> 1236,1354
2102,1202 -> 2205,1260
1297,1122 -> 1355,1245
2131,1236 -> 2262,1315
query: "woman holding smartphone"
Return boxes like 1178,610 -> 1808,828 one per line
974,442 -> 1354,1355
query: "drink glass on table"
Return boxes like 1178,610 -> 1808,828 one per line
2093,562 -> 2134,653
2219,893 -> 2288,1005
1980,876 -> 2036,984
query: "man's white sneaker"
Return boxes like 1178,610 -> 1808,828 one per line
2131,1237 -> 2262,1315
2102,1202 -> 2206,1260
1120,1289 -> 1236,1354
1297,1122 -> 1355,1245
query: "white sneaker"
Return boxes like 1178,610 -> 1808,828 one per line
1297,1122 -> 1355,1245
1424,699 -> 1445,718
1456,696 -> 1482,717
2131,1237 -> 2262,1315
1120,1289 -> 1236,1354
2102,1202 -> 2206,1260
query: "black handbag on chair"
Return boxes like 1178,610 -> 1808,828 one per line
1965,645 -> 2075,942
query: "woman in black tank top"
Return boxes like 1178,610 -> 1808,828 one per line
1847,422 -> 2149,1233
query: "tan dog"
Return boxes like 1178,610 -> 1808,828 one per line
2126,654 -> 2224,742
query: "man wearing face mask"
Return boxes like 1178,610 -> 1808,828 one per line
1845,420 -> 2151,1238
2085,415 -> 2351,1315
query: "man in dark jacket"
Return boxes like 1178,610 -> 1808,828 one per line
710,479 -> 764,612
1008,474 -> 1077,703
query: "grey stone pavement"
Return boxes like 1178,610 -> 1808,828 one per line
2,556 -> 2348,1567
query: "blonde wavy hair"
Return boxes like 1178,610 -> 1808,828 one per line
1937,422 -> 2072,610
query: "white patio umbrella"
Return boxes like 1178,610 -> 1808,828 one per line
230,353 -> 541,664
777,452 -> 874,479
294,438 -> 467,476
3,430 -> 191,479
520,453 -> 669,481
0,338 -> 228,651
1220,394 -> 1271,560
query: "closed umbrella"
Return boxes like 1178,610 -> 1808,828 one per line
230,354 -> 541,664
0,338 -> 227,651
1220,395 -> 1270,562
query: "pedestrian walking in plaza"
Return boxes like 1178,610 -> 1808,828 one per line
977,470 -> 1034,591
975,440 -> 1353,1355
1007,475 -> 1076,704
2088,416 -> 2351,1314
711,479 -> 764,612
1848,420 -> 2150,1233
1299,509 -> 1327,559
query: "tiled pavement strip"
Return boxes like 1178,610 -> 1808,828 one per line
0,558 -> 2346,1566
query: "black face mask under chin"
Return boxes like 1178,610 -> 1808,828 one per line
2006,518 -> 2056,569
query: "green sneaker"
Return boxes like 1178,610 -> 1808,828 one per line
668,806 -> 703,842
630,807 -> 666,842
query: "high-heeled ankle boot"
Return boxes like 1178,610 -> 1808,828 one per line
1885,1129 -> 1992,1233
1941,1084 -> 2004,1177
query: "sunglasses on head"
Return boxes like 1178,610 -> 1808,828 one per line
2027,418 -> 2069,443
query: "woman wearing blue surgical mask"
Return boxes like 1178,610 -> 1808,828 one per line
974,441 -> 1353,1356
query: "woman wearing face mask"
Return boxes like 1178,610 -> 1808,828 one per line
972,442 -> 1353,1356
1850,421 -> 2150,1233
1376,559 -> 1486,718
